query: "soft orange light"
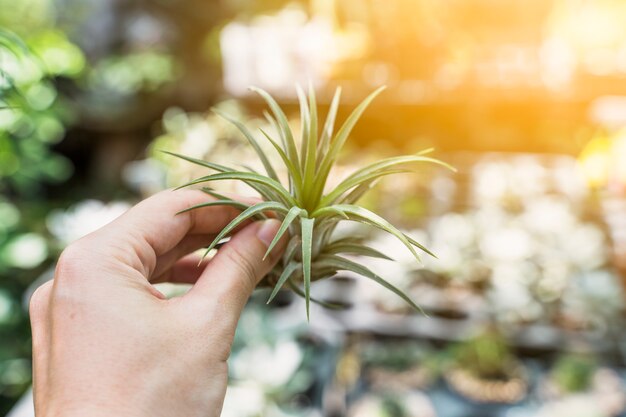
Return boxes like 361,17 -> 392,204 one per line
578,134 -> 611,189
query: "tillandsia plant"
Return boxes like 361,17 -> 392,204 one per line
167,85 -> 453,319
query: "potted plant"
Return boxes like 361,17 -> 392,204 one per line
359,339 -> 438,391
347,391 -> 437,417
444,328 -> 528,405
169,85 -> 453,318
538,353 -> 626,416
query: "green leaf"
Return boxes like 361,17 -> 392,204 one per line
296,85 -> 310,169
287,278 -> 345,309
342,179 -> 378,204
201,187 -> 232,201
343,154 -> 456,185
313,204 -> 422,262
321,168 -> 410,205
300,217 -> 315,320
263,206 -> 306,260
327,86 -> 386,164
201,201 -> 289,261
213,108 -> 280,182
283,234 -> 301,265
317,87 -> 341,166
250,87 -> 301,175
316,255 -> 424,314
324,242 -> 393,260
312,86 -> 385,205
177,171 -> 296,206
404,233 -> 437,258
176,199 -> 252,214
302,83 -> 318,207
0,29 -> 29,56
267,262 -> 300,304
322,153 -> 454,206
259,128 -> 303,197
162,150 -> 232,172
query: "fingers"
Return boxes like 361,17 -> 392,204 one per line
152,254 -> 209,284
29,280 -> 53,410
186,219 -> 288,315
150,235 -> 214,282
76,189 -> 257,279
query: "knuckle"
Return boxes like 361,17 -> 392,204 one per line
29,281 -> 53,322
55,244 -> 82,281
223,245 -> 259,292
54,244 -> 87,283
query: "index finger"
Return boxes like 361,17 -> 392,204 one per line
82,189 -> 255,278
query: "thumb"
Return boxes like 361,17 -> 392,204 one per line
186,219 -> 287,313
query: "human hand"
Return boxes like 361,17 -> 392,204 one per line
29,190 -> 287,417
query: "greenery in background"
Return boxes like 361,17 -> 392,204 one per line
360,340 -> 437,373
551,354 -> 595,393
0,23 -> 83,413
170,85 -> 453,319
0,31 -> 80,196
448,329 -> 518,380
227,304 -> 322,415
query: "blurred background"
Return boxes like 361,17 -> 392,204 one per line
3,0 -> 626,416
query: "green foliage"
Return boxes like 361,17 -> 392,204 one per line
171,85 -> 453,319
551,354 -> 595,393
450,329 -> 516,380
0,27 -> 84,414
0,29 -> 83,196
361,341 -> 433,372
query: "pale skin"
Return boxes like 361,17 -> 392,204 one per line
29,189 -> 288,417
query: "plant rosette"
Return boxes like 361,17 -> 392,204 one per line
169,85 -> 453,318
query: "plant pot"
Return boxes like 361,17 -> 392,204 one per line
539,367 -> 626,417
366,365 -> 435,392
443,364 -> 528,405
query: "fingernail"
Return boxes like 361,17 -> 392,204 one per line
256,219 -> 281,247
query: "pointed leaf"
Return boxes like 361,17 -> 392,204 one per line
213,108 -> 280,181
300,217 -> 315,320
313,204 -> 422,262
176,200 -> 252,214
250,86 -> 301,175
283,234 -> 301,265
405,233 -> 437,258
263,206 -> 306,260
317,87 -> 341,166
287,278 -> 345,309
201,201 -> 289,261
322,153 -> 454,206
322,168 -> 410,205
312,86 -> 385,205
296,84 -> 310,168
259,128 -> 303,197
303,83 -> 318,204
201,187 -> 232,201
317,255 -> 424,314
326,86 -> 386,164
267,262 -> 300,304
344,154 -> 456,184
177,171 -> 296,206
324,242 -> 393,260
162,150 -> 232,172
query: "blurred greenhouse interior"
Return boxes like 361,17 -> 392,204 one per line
3,0 -> 626,416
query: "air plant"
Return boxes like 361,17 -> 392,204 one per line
168,85 -> 453,319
